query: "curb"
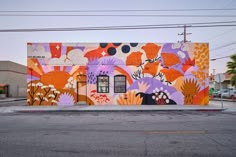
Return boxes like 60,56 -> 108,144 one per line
14,108 -> 225,113
0,98 -> 26,103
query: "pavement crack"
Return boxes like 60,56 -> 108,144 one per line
205,134 -> 226,147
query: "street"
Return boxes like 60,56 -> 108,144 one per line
0,108 -> 236,157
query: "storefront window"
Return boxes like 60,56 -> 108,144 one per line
114,75 -> 126,93
97,75 -> 109,93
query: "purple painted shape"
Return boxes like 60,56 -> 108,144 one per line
161,43 -> 190,65
58,93 -> 75,106
74,46 -> 85,51
27,75 -> 40,82
66,66 -> 72,73
43,43 -> 50,52
128,77 -> 177,94
61,45 -> 67,55
170,92 -> 184,105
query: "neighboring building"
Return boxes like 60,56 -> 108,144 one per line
209,72 -> 235,90
27,42 -> 209,106
0,61 -> 27,97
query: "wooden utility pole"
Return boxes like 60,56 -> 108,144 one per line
178,25 -> 192,43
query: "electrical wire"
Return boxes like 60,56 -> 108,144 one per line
0,24 -> 236,32
1,8 -> 236,12
0,14 -> 236,17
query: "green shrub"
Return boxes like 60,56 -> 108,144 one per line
0,90 -> 4,94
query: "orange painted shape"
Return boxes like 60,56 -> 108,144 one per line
161,53 -> 181,67
50,43 -> 62,58
142,43 -> 161,60
142,61 -> 159,77
126,51 -> 143,66
66,46 -> 74,55
161,68 -> 183,82
84,48 -> 105,61
193,87 -> 209,105
27,68 -> 41,78
40,71 -> 70,89
114,66 -> 133,85
54,66 -> 60,71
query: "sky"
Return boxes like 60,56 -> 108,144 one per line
0,0 -> 236,74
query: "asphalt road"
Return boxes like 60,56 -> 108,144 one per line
0,111 -> 236,157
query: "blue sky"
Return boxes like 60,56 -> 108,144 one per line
0,0 -> 236,74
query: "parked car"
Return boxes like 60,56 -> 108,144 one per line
221,89 -> 236,99
212,90 -> 221,98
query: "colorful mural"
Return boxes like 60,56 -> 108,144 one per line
27,42 -> 209,106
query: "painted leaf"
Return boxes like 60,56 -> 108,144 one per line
182,58 -> 195,72
126,51 -> 143,66
142,61 -> 159,77
161,68 -> 183,82
84,48 -> 106,61
142,43 -> 161,60
193,87 -> 209,105
161,53 -> 181,67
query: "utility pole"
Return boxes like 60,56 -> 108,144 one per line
178,25 -> 192,43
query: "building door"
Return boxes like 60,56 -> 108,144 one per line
76,74 -> 87,104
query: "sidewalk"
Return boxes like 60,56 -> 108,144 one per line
0,97 -> 26,103
1,97 -> 234,113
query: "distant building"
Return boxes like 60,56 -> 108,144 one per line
0,61 -> 26,97
209,72 -> 235,90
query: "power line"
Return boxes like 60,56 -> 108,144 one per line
211,42 -> 236,51
1,14 -> 236,17
1,8 -> 236,12
210,55 -> 232,61
0,24 -> 236,32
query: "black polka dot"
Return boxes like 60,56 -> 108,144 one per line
112,43 -> 122,46
130,43 -> 138,47
122,45 -> 130,53
107,47 -> 116,55
100,43 -> 108,48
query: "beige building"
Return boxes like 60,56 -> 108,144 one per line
0,61 -> 26,97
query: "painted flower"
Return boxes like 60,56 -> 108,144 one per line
50,88 -> 56,91
48,84 -> 54,88
34,97 -> 40,101
43,97 -> 49,102
152,87 -> 171,105
42,85 -> 47,89
58,93 -> 75,106
36,82 -> 43,87
48,94 -> 55,98
51,100 -> 58,103
54,91 -> 60,94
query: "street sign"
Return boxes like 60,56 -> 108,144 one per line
214,73 -> 225,83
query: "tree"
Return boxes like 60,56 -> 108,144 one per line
227,54 -> 236,87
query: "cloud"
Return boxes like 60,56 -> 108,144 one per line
27,44 -> 51,58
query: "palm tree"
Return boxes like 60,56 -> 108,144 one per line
227,54 -> 236,87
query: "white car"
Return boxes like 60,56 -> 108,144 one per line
221,89 -> 236,99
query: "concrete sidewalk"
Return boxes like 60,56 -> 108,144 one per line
0,97 -> 231,113
0,104 -> 225,113
0,97 -> 26,103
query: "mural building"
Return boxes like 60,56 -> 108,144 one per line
27,42 -> 209,106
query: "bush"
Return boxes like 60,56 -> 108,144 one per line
0,90 -> 4,94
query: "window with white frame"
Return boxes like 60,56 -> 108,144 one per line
114,75 -> 126,93
97,75 -> 109,93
